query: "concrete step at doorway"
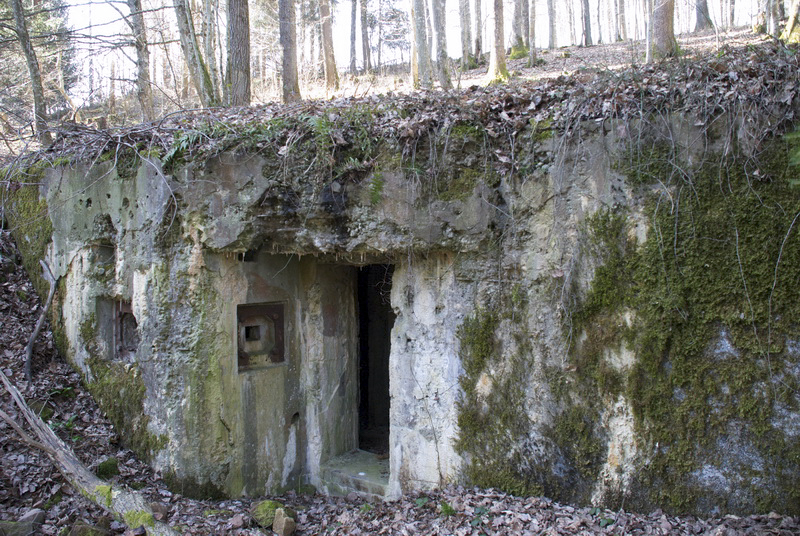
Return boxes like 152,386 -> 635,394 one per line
320,449 -> 389,501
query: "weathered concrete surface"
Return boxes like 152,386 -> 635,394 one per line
7,105 -> 800,517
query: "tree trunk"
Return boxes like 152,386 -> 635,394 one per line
203,0 -> 222,99
582,0 -> 593,45
528,0 -> 537,65
521,0 -> 529,47
783,0 -> 800,41
766,0 -> 780,36
127,0 -> 154,120
1,373 -> 180,536
376,0 -> 382,71
350,0 -> 357,73
360,0 -> 372,72
729,0 -> 735,27
474,0 -> 482,58
694,0 -> 710,31
10,0 -> 50,145
431,0 -> 451,88
652,0 -> 676,57
425,0 -> 433,65
487,0 -> 508,81
226,0 -> 250,105
459,0 -> 473,68
512,0 -> 525,48
173,0 -> 218,106
411,0 -> 432,87
547,0 -> 555,47
280,0 -> 302,101
320,0 -> 339,89
568,0 -> 576,43
617,0 -> 627,40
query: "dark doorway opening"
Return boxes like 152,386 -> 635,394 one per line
357,264 -> 395,455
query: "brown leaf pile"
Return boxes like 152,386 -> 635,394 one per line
17,33 -> 798,173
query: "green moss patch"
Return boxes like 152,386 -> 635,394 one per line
569,139 -> 800,514
96,457 -> 120,480
122,510 -> 154,529
87,357 -> 166,461
250,499 -> 296,528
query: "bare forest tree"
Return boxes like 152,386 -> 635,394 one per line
10,0 -> 51,144
617,0 -> 627,39
547,0 -> 556,48
226,0 -> 251,105
459,0 -> 472,68
126,0 -> 154,120
280,0 -> 301,101
581,0 -> 592,45
360,0 -> 372,72
173,0 -> 218,106
652,0 -> 677,57
350,0 -> 357,73
320,0 -> 338,89
528,0 -> 536,65
512,0 -> 529,49
473,0 -> 482,59
487,0 -> 508,81
411,0 -> 431,87
431,0 -> 450,88
784,0 -> 800,41
694,0 -> 711,31
203,0 -> 223,98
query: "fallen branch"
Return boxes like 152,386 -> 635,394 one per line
24,259 -> 56,384
0,371 -> 180,536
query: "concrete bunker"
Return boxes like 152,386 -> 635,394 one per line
20,73 -> 800,514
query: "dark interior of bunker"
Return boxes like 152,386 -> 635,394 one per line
357,264 -> 394,455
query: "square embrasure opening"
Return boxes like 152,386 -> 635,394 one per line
237,302 -> 285,371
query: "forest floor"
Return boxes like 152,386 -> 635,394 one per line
1,232 -> 799,532
301,27 -> 759,101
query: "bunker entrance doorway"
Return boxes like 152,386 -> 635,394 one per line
357,264 -> 395,455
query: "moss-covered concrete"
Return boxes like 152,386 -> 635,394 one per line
7,84 -> 800,515
86,355 -> 166,461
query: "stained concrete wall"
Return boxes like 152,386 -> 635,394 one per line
14,110 -> 798,514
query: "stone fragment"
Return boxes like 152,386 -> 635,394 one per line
17,508 -> 45,526
250,499 -> 295,528
230,513 -> 244,528
149,501 -> 170,521
272,508 -> 297,536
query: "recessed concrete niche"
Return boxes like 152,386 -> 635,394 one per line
94,298 -> 139,363
237,302 -> 285,371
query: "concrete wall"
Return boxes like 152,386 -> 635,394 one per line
17,110 -> 799,514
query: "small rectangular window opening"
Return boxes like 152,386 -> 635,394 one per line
244,325 -> 261,341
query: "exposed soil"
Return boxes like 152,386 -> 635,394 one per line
1,229 -> 799,533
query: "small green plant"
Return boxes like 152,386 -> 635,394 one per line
590,507 -> 615,527
470,505 -> 489,528
439,501 -> 456,516
359,503 -> 374,515
369,172 -> 385,205
414,496 -> 429,508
